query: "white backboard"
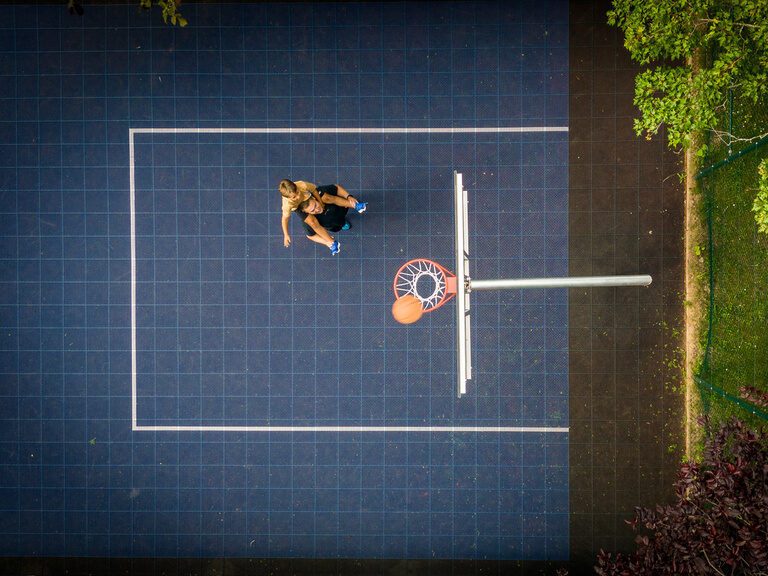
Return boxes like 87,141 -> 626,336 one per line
454,171 -> 472,396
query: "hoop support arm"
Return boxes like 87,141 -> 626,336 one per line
468,274 -> 652,291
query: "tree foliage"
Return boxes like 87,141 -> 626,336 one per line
139,0 -> 188,27
753,159 -> 768,235
595,418 -> 768,575
607,0 -> 768,153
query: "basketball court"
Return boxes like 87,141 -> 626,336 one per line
0,0 -> 582,562
128,127 -> 571,558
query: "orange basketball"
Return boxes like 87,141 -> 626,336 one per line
392,294 -> 424,324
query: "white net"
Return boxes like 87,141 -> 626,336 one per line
394,259 -> 447,312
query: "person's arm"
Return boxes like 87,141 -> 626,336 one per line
303,214 -> 334,245
281,214 -> 292,247
306,183 -> 325,208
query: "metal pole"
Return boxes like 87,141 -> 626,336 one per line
728,88 -> 733,156
468,275 -> 652,291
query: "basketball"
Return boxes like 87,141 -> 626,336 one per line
392,294 -> 423,324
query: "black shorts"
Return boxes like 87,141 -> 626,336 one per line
315,184 -> 338,197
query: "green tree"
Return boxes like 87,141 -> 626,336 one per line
139,0 -> 187,27
754,158 -> 768,235
607,0 -> 768,153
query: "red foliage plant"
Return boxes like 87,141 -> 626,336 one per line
595,418 -> 768,575
740,386 -> 768,410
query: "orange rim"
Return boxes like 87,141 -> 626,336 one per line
393,259 -> 456,312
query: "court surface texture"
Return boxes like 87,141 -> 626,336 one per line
0,1 -> 570,560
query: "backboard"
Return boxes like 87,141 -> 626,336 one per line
454,171 -> 471,397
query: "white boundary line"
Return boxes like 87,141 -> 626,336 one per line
130,126 -> 569,135
130,126 -> 570,434
134,425 -> 570,433
129,129 -> 138,429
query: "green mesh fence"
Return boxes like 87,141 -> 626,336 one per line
694,93 -> 768,431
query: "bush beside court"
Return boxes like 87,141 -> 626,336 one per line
594,418 -> 768,576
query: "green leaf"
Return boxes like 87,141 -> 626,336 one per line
754,158 -> 768,234
608,0 -> 768,157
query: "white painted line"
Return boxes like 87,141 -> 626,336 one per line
130,126 -> 568,135
134,425 -> 570,433
129,129 -> 138,430
130,126 -> 570,434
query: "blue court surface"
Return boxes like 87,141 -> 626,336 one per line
0,1 -> 568,560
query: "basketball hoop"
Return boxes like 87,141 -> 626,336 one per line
393,259 -> 457,312
391,171 -> 652,398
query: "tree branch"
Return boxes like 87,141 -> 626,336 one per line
703,549 -> 727,576
708,128 -> 768,146
697,18 -> 763,30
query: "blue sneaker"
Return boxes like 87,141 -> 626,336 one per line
341,220 -> 351,230
354,202 -> 367,213
330,241 -> 340,255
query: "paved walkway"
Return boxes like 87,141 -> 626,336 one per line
568,0 -> 686,569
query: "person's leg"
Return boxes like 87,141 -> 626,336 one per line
320,184 -> 366,212
316,184 -> 345,207
336,185 -> 367,213
306,233 -> 340,254
304,222 -> 340,255
333,185 -> 359,208
306,233 -> 330,246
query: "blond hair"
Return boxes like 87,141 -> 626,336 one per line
279,179 -> 297,198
